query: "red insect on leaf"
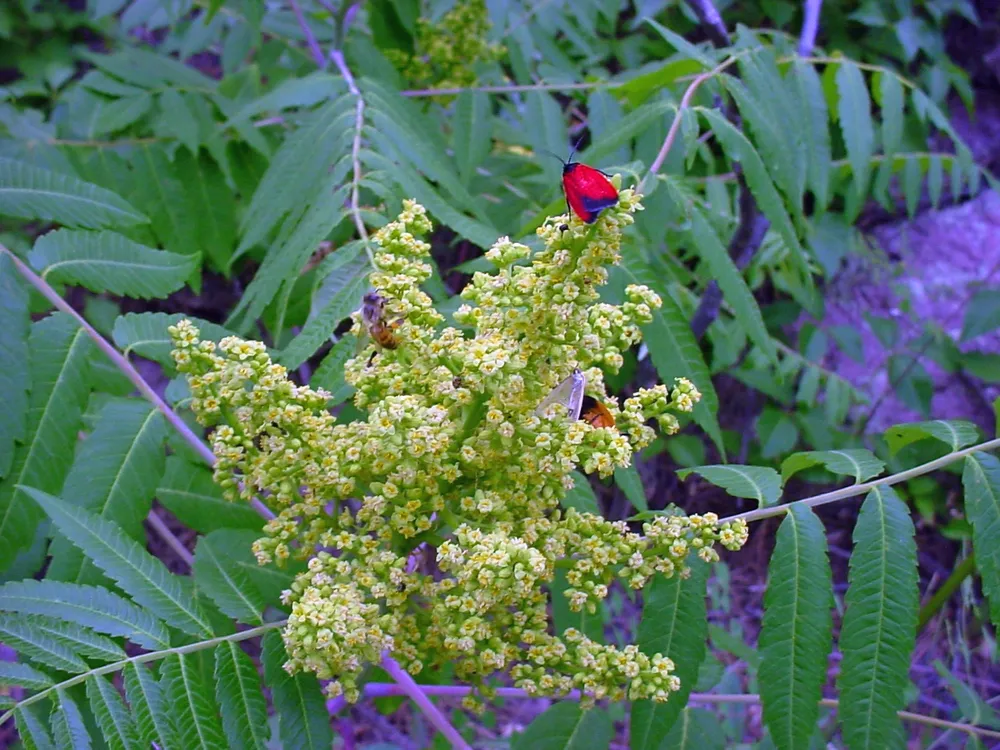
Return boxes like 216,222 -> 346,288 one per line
542,137 -> 620,224
562,162 -> 619,224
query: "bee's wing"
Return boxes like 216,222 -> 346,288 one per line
535,369 -> 586,420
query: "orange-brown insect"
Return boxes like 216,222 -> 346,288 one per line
581,395 -> 615,428
360,290 -> 402,351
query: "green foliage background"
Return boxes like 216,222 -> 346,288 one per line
1,0 -> 999,748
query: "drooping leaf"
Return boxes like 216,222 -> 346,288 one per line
48,399 -> 166,585
676,464 -> 782,508
621,257 -> 723,453
884,419 -> 980,456
278,247 -> 369,369
550,569 -> 604,643
86,676 -> 142,750
758,505 -> 833,750
155,89 -> 200,154
614,465 -> 648,512
215,641 -> 269,750
687,207 -> 778,368
156,457 -> 264,534
262,631 -> 333,750
453,91 -> 491,186
962,452 -> 1000,631
561,471 -> 599,514
836,486 -> 917,750
237,96 -> 354,258
512,702 -> 613,750
111,312 -> 236,369
53,687 -> 92,750
0,579 -> 168,649
781,449 -> 885,484
0,157 -> 147,229
631,560 -> 710,748
961,287 -> 1000,343
29,228 -> 197,300
174,149 -> 238,273
0,661 -> 54,690
700,107 -> 807,276
193,531 -> 268,624
794,60 -> 831,209
0,313 -> 93,569
129,145 -> 202,257
124,662 -> 178,750
160,654 -> 227,750
309,335 -> 357,407
14,702 -> 56,750
229,178 -> 351,330
660,707 -> 726,749
836,61 -> 876,199
24,487 -> 214,638
200,529 -> 295,605
0,252 -> 31,478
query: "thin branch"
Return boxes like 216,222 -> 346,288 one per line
0,620 -> 286,725
401,80 -> 618,97
330,48 -> 376,268
0,245 -> 276,522
684,0 -> 732,47
331,683 -> 1000,740
287,0 -> 328,69
690,186 -> 769,339
637,55 -> 741,194
380,653 -> 473,750
798,0 -> 823,57
724,436 -> 1000,525
145,510 -> 194,567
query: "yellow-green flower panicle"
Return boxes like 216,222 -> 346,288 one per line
169,189 -> 748,708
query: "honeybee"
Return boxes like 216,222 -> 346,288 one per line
358,290 -> 402,351
535,368 -> 616,428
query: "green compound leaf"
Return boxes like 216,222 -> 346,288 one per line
513,702 -> 613,750
631,560 -> 710,748
0,313 -> 93,570
780,448 -> 885,484
28,230 -> 198,300
0,157 -> 147,229
215,641 -> 269,750
621,257 -> 723,454
124,662 -> 178,750
835,61 -> 876,200
47,399 -> 166,585
156,457 -> 264,534
836,486 -> 917,750
677,464 -> 782,508
687,206 -> 778,369
0,252 -> 31,479
87,675 -> 142,750
758,505 -> 833,750
14,703 -> 55,750
884,419 -> 980,456
660,707 -> 726,749
193,531 -> 268,625
111,312 -> 236,369
24,487 -> 215,638
0,579 -> 168,650
614,465 -> 648,513
0,612 -> 88,673
53,687 -> 91,749
0,661 -> 54,690
562,471 -> 599,514
160,654 -> 227,750
262,631 -> 334,750
962,452 -> 1000,632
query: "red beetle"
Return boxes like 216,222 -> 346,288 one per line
545,139 -> 619,223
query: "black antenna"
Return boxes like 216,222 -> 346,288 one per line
566,134 -> 585,165
538,147 -> 567,165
